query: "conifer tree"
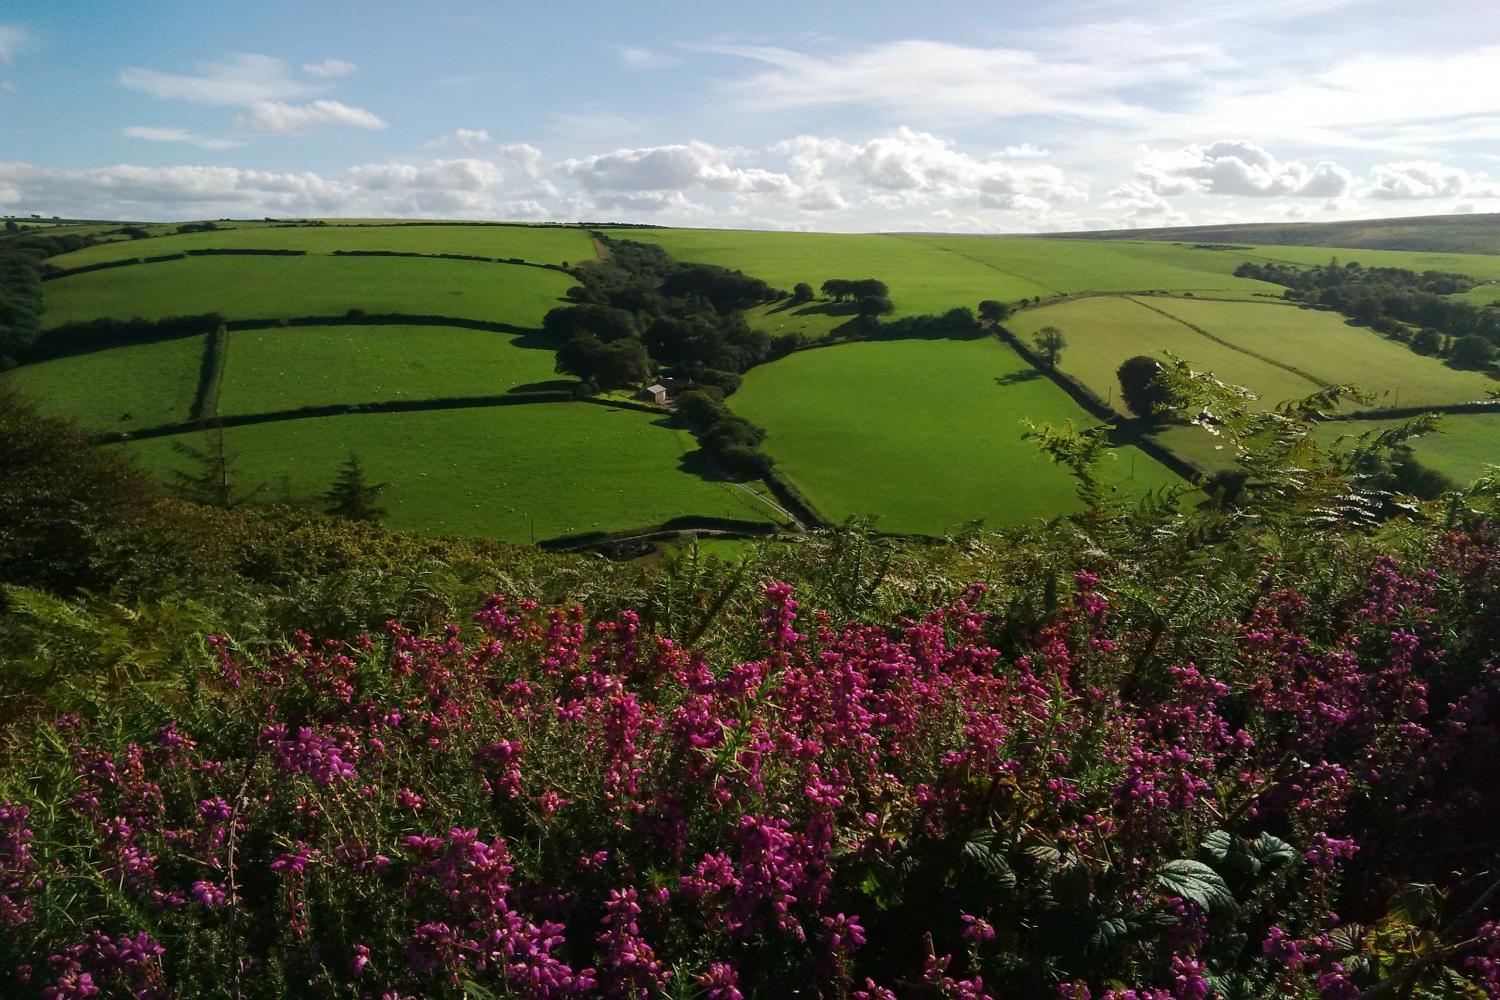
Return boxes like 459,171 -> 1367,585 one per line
322,453 -> 387,521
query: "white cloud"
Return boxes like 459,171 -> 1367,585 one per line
241,99 -> 387,133
560,141 -> 796,197
0,157 -> 530,220
302,58 -> 357,78
1363,161 -> 1500,200
1135,140 -> 1353,197
996,144 -> 1051,159
122,126 -> 241,151
499,143 -> 543,178
121,53 -> 311,106
614,45 -> 679,70
773,128 -> 1085,210
422,128 -> 493,151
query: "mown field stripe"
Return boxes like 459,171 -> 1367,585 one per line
1126,295 -> 1331,389
890,234 -> 1066,296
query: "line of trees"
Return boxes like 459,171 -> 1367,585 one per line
1,232 -> 100,369
819,278 -> 888,302
1235,259 -> 1500,369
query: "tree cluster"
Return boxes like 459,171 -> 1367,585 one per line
0,232 -> 103,368
677,388 -> 776,477
544,239 -> 792,388
820,278 -> 888,302
1236,259 -> 1500,368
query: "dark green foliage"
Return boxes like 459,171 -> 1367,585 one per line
541,303 -> 640,342
1117,354 -> 1174,419
322,453 -> 388,521
715,443 -> 776,476
677,388 -> 728,424
175,221 -> 220,234
857,294 -> 895,317
1411,328 -> 1444,354
0,244 -> 45,364
700,415 -> 766,452
820,278 -> 889,302
658,263 -> 778,313
554,334 -> 653,387
167,427 -> 262,508
694,368 -> 743,396
1234,257 -> 1500,356
0,387 -> 165,593
1033,325 -> 1067,368
1451,333 -> 1495,369
791,281 -> 815,303
978,299 -> 1011,322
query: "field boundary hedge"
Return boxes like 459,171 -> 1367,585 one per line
1322,399 -> 1500,421
30,314 -> 226,361
537,515 -> 782,550
102,390 -> 574,443
329,249 -> 573,273
994,324 -> 1205,483
224,314 -> 538,336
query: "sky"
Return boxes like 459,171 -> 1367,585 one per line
1,0 -> 1499,232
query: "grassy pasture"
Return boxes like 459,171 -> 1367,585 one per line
1007,296 -> 1320,414
118,403 -> 778,543
217,325 -> 566,416
1149,297 -> 1497,407
47,223 -> 596,269
906,237 -> 1287,300
1313,413 -> 1500,485
41,255 -> 573,329
622,228 -> 1042,315
731,336 -> 1183,534
2,335 -> 206,432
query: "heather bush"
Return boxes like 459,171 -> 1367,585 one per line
1,521 -> 1497,997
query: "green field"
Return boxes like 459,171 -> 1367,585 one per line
119,403 -> 777,542
1008,296 -> 1320,413
1313,413 -> 1500,485
47,224 -> 597,269
622,229 -> 1289,314
906,237 -> 1286,300
41,255 -> 573,329
217,325 -> 564,416
2,335 -> 206,432
731,336 -> 1183,534
1149,297 -> 1497,407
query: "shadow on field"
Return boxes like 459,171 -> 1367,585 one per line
995,369 -> 1044,387
509,379 -> 575,394
508,329 -> 555,351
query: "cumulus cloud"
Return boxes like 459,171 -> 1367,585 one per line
1135,140 -> 1353,198
560,141 -> 796,197
1102,180 -> 1187,226
302,58 -> 356,78
774,128 -> 1085,210
0,158 -> 524,220
241,99 -> 387,133
1363,161 -> 1500,200
122,126 -> 241,151
0,24 -> 24,64
422,128 -> 493,152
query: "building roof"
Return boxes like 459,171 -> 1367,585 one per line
644,384 -> 668,394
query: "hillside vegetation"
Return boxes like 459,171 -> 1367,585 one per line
1053,211 -> 1500,255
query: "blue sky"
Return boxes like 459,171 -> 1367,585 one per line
2,0 -> 1499,230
